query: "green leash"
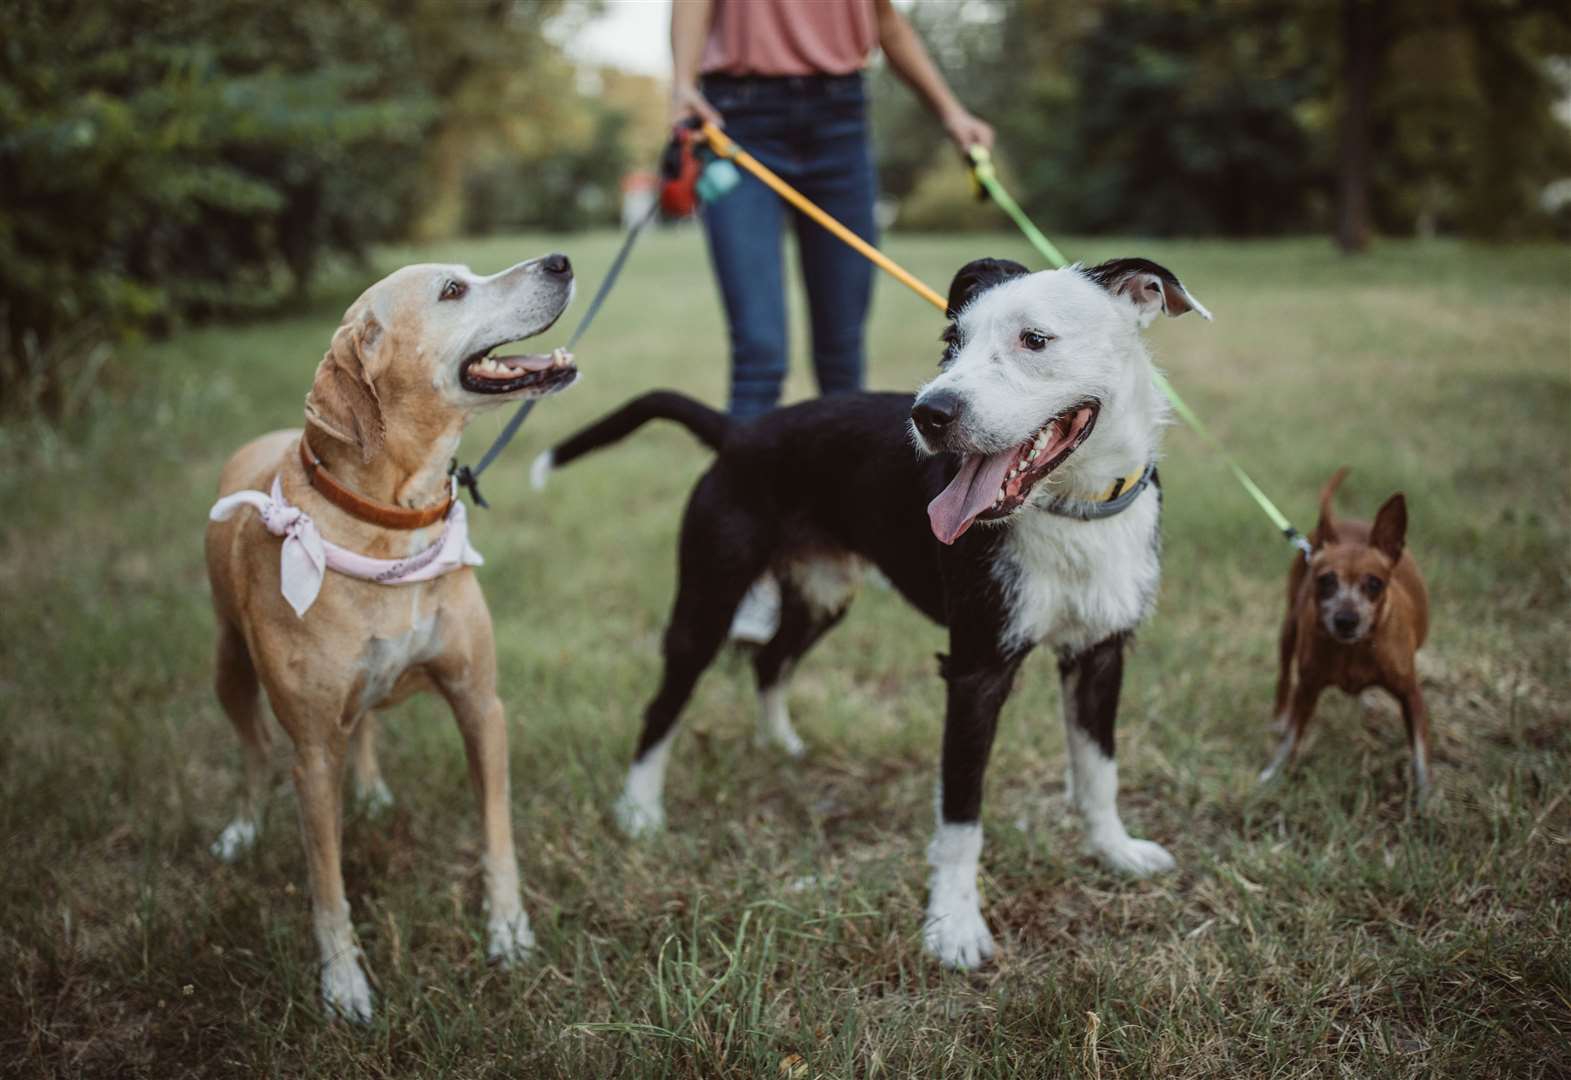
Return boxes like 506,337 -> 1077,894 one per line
967,146 -> 1312,560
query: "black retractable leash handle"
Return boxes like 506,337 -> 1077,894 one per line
452,196 -> 662,508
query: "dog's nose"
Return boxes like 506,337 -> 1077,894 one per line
1332,610 -> 1360,638
542,253 -> 572,277
912,390 -> 963,439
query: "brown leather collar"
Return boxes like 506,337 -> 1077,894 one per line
298,437 -> 453,530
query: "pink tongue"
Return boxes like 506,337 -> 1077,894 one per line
927,449 -> 1017,545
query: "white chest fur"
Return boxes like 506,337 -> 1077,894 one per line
356,595 -> 443,712
994,488 -> 1161,654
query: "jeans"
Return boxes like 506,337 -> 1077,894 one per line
699,73 -> 878,421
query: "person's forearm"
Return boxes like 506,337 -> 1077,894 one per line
876,1 -> 962,122
672,0 -> 714,92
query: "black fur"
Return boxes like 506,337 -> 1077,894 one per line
1057,633 -> 1130,759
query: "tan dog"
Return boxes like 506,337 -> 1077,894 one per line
205,254 -> 575,1021
1261,467 -> 1431,802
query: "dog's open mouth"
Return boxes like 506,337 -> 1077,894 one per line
460,346 -> 577,396
927,401 -> 1099,545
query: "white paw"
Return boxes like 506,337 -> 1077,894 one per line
1091,834 -> 1177,878
922,898 -> 996,970
321,951 -> 374,1024
613,790 -> 665,838
1257,761 -> 1284,785
355,779 -> 394,817
756,727 -> 807,759
210,818 -> 257,862
486,910 -> 536,968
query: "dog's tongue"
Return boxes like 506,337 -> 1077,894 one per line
927,450 -> 1016,545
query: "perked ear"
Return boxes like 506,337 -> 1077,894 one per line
1082,258 -> 1213,328
1312,465 -> 1350,549
945,257 -> 1031,318
1369,493 -> 1407,563
304,311 -> 386,463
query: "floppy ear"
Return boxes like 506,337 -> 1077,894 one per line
945,257 -> 1030,318
1082,258 -> 1213,328
1369,493 -> 1407,563
304,311 -> 386,463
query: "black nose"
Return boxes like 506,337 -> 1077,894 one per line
1332,611 -> 1359,636
912,390 -> 963,439
542,253 -> 571,277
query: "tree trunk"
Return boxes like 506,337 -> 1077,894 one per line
1336,0 -> 1378,253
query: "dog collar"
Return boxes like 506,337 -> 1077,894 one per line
299,437 -> 453,530
1044,462 -> 1156,521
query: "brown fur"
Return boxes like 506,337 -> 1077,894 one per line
204,255 -> 573,1020
1263,467 -> 1432,801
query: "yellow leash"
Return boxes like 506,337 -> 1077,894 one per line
697,121 -> 1309,557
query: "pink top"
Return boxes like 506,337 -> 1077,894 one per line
700,0 -> 878,77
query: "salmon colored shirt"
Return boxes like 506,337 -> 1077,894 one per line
699,0 -> 878,77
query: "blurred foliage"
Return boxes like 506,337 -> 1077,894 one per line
0,0 -> 625,419
874,0 -> 1571,242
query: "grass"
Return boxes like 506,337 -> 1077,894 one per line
1,230 -> 1567,1078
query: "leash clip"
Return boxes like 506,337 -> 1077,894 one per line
450,459 -> 489,510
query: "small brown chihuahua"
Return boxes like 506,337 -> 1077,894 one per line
1261,468 -> 1431,801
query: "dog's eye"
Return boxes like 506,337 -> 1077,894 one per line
1362,575 -> 1386,597
440,280 -> 467,302
1316,572 -> 1338,599
938,324 -> 960,367
1019,329 -> 1053,351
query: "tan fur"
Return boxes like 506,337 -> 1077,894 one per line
1264,467 -> 1432,802
204,255 -> 573,1021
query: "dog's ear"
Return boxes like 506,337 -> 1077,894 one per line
1369,493 -> 1407,563
1311,465 -> 1350,549
1082,258 -> 1213,328
304,310 -> 386,463
946,258 -> 1030,318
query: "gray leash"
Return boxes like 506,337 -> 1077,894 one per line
453,198 -> 663,508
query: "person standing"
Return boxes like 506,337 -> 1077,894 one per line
671,0 -> 994,640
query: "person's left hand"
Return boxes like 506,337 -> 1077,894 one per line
943,108 -> 995,154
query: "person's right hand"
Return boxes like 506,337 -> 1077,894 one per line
671,82 -> 723,128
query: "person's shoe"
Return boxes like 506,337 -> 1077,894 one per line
729,574 -> 781,644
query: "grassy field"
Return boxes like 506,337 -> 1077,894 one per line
2,231 -> 1567,1078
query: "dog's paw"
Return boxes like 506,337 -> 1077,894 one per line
613,790 -> 665,839
922,898 -> 996,970
1091,834 -> 1177,878
486,910 -> 536,968
755,726 -> 807,759
321,952 -> 374,1024
530,450 -> 554,491
354,779 -> 395,817
210,818 -> 258,862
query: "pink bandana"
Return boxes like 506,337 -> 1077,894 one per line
209,476 -> 483,618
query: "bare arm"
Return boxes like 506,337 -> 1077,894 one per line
874,0 -> 993,151
671,0 -> 723,126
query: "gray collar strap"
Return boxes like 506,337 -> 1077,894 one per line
1044,462 -> 1158,522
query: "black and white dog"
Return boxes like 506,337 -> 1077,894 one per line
534,257 -> 1210,967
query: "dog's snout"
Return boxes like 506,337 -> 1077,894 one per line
1332,610 -> 1360,638
912,390 -> 964,439
542,253 -> 572,277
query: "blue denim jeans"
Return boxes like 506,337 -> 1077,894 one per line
699,73 -> 878,421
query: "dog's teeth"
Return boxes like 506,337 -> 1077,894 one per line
1027,449 -> 1038,461
1034,432 -> 1048,450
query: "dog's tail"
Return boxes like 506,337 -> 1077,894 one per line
532,391 -> 730,490
1313,465 -> 1351,545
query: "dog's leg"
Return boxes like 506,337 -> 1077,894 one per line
922,656 -> 1024,970
439,676 -> 533,966
1272,612 -> 1297,734
212,623 -> 271,862
1060,635 -> 1176,877
1259,677 -> 1323,785
616,519 -> 760,837
1399,682 -> 1431,807
750,584 -> 848,759
350,712 -> 394,817
290,732 -> 373,1023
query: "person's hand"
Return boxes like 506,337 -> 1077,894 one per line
671,82 -> 723,128
943,108 -> 994,155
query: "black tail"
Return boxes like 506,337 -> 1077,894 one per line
544,391 -> 730,474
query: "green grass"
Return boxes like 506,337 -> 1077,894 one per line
1,231 -> 1568,1078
